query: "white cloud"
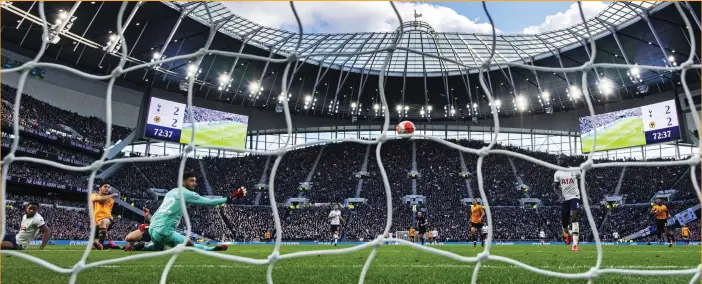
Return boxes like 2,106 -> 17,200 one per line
521,2 -> 608,34
220,1 -> 499,34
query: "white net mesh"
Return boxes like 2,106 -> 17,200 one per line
1,2 -> 701,284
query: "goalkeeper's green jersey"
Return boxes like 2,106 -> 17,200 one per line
149,187 -> 227,235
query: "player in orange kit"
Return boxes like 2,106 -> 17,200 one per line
651,199 -> 673,247
92,183 -> 118,250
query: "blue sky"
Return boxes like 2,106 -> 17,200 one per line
221,1 -> 608,35
433,2 -> 575,34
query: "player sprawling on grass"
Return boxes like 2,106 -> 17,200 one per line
416,211 -> 428,245
328,204 -> 343,246
1,202 -> 51,250
553,155 -> 582,251
651,198 -> 673,247
123,208 -> 153,251
92,183 -> 118,250
135,170 -> 246,252
680,225 -> 690,246
469,199 -> 485,247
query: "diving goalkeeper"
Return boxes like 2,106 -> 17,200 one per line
136,170 -> 246,252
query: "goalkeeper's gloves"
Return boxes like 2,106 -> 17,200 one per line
227,187 -> 247,203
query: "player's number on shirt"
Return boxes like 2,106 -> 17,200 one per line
157,197 -> 176,213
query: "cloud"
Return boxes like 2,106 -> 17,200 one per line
220,1 -> 499,34
521,2 -> 608,34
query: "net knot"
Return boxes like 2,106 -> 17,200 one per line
90,160 -> 104,171
587,267 -> 599,279
374,235 -> 385,247
476,251 -> 489,262
110,67 -> 124,77
580,159 -> 594,171
287,53 -> 299,62
184,145 -> 195,153
680,61 -> 694,69
1,153 -> 15,165
477,147 -> 490,157
72,261 -> 85,273
688,156 -> 700,166
267,251 -> 280,264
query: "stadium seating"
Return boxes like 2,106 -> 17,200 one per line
3,90 -> 698,244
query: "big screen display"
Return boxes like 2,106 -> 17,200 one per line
143,97 -> 248,149
579,99 -> 681,153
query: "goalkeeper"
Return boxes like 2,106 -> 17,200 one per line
135,170 -> 246,252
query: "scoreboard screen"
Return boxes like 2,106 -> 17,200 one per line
579,99 -> 681,153
143,97 -> 249,149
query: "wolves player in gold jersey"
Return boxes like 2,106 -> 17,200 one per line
651,198 -> 673,247
92,183 -> 118,250
680,224 -> 690,246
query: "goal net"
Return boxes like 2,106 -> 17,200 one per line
1,1 -> 701,284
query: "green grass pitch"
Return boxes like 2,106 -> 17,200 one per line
2,245 -> 698,284
581,117 -> 646,153
180,122 -> 247,149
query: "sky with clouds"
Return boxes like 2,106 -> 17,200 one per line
220,1 -> 609,35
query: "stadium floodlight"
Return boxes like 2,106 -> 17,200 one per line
108,34 -> 117,43
404,106 -> 409,111
58,9 -> 68,20
420,109 -> 425,116
152,52 -> 160,59
396,105 -> 402,112
373,104 -> 380,110
351,102 -> 357,110
515,95 -> 527,111
248,82 -> 260,94
472,103 -> 478,109
627,65 -> 641,82
495,99 -> 502,108
541,91 -> 550,101
305,95 -> 312,103
427,105 -> 432,112
598,78 -> 614,95
568,85 -> 582,99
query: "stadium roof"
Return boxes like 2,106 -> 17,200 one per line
166,1 -> 666,76
1,1 -> 700,121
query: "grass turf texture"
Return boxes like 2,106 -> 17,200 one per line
2,245 -> 698,284
581,117 -> 645,153
180,122 -> 247,149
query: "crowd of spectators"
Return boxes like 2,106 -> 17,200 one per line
1,84 -> 132,148
186,106 -> 248,124
579,108 -> 641,135
2,116 -> 697,243
1,132 -> 95,166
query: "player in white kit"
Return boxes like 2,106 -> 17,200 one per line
328,204 -> 343,246
539,230 -> 546,245
431,229 -> 438,244
480,224 -> 489,247
1,202 -> 51,250
553,154 -> 582,251
612,232 -> 620,244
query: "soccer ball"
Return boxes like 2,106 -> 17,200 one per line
396,120 -> 415,135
